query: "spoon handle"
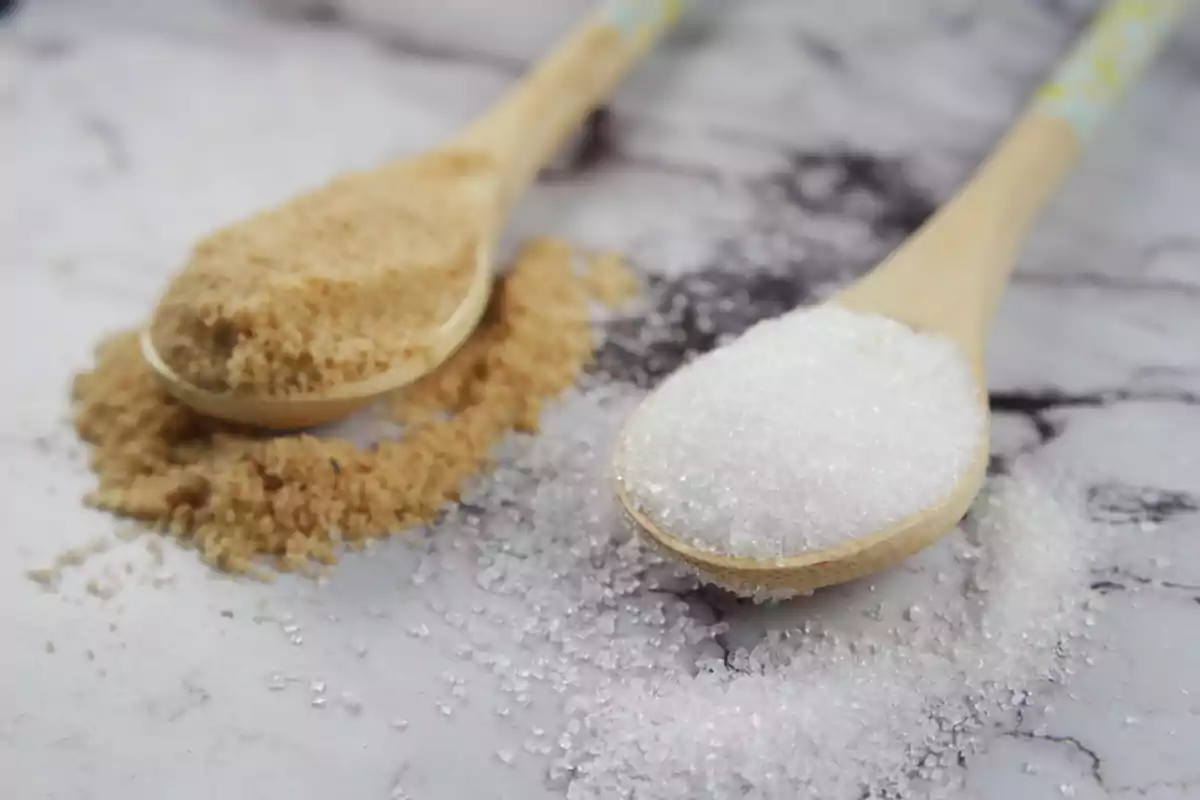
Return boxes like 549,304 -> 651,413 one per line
455,1 -> 686,207
1034,0 -> 1184,143
839,0 -> 1185,353
969,0 -> 1185,238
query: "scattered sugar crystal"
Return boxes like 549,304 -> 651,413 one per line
614,306 -> 982,558
390,719 -> 409,731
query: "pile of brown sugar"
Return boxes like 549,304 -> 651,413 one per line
148,156 -> 489,397
73,237 -> 636,577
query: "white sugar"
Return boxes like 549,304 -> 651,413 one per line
560,459 -> 1099,800
615,305 -> 983,558
371,385 -> 1102,798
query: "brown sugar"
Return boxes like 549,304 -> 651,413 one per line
148,155 -> 491,397
581,251 -> 640,308
74,237 -> 615,577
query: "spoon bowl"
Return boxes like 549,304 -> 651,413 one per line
140,239 -> 495,429
616,432 -> 989,595
615,0 -> 1183,594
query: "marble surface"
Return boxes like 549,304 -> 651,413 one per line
2,0 -> 1200,797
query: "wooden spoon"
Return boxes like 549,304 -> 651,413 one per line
615,0 -> 1185,595
142,2 -> 686,429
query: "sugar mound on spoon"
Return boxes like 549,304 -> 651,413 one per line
614,305 -> 983,559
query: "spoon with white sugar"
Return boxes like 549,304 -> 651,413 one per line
614,0 -> 1185,596
141,3 -> 685,430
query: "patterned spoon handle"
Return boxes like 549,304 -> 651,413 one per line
1034,0 -> 1186,142
835,0 -> 1188,351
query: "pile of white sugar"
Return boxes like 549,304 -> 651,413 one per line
366,387 -> 1104,800
615,305 -> 984,559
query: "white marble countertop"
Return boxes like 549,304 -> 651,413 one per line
2,1 -> 1199,798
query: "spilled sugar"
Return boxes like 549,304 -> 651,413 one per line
375,384 -> 1102,798
562,468 -> 1096,798
614,305 -> 984,558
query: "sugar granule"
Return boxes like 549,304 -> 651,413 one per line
24,535 -> 112,591
581,252 -> 640,308
614,305 -> 983,558
398,386 -> 1102,799
148,154 -> 489,396
72,237 -> 616,575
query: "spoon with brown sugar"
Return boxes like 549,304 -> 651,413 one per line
142,4 -> 685,429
